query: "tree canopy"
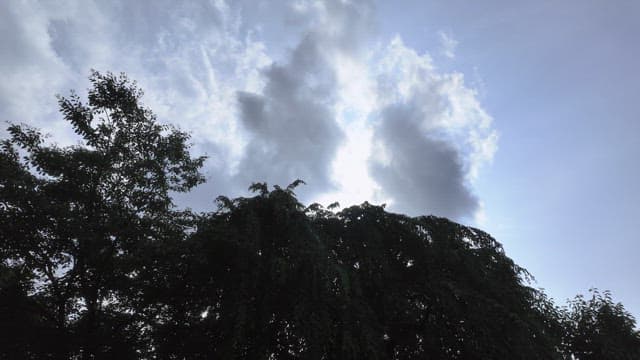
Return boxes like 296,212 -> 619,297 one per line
1,71 -> 638,359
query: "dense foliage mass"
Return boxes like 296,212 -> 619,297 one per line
1,72 -> 638,359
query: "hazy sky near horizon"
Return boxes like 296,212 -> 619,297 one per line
1,0 -> 638,319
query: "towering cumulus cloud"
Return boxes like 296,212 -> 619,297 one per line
235,32 -> 343,196
235,0 -> 373,198
370,37 -> 497,219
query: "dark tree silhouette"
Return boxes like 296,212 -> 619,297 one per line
1,71 -> 638,359
0,71 -> 205,358
562,289 -> 640,360
163,185 -> 562,359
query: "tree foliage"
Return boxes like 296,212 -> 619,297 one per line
0,71 -> 205,358
1,72 -> 638,359
561,290 -> 640,359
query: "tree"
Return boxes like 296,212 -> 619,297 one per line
2,71 -> 638,359
161,184 -> 564,359
562,289 -> 640,360
0,71 -> 205,358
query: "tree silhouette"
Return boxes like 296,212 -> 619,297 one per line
1,71 -> 638,359
141,183 -> 563,359
562,289 -> 640,360
0,71 -> 205,358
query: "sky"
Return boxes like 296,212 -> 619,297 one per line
1,0 -> 638,318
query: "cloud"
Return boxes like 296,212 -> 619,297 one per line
368,37 -> 497,220
0,1 -> 73,139
370,105 -> 477,218
0,0 -> 497,220
0,0 -> 272,209
438,30 -> 459,59
234,0 -> 374,200
234,35 -> 344,197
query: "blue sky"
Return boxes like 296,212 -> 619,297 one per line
1,0 -> 638,318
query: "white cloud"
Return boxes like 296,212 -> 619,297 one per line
0,0 -> 274,208
0,1 -> 73,140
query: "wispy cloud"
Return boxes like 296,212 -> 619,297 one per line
438,30 -> 459,59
